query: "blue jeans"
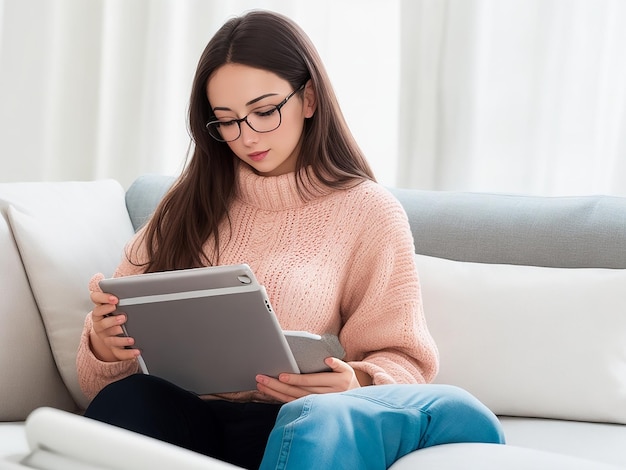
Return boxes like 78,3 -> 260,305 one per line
259,384 -> 505,469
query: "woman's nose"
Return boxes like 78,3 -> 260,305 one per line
240,120 -> 258,145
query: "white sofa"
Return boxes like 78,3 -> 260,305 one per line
1,176 -> 625,469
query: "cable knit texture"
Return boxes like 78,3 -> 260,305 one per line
76,164 -> 439,401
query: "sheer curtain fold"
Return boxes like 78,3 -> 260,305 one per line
1,0 -> 625,195
0,0 -> 57,182
397,0 -> 448,190
0,0 -> 398,188
95,0 -> 204,185
399,0 -> 626,196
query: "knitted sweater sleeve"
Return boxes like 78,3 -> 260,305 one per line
75,234 -> 147,401
340,188 -> 439,385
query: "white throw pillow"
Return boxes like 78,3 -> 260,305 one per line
6,180 -> 135,409
414,253 -> 626,424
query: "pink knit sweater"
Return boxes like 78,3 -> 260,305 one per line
76,164 -> 439,400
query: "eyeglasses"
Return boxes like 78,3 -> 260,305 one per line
206,84 -> 306,142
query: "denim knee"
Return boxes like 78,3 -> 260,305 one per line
290,384 -> 505,447
261,384 -> 505,470
420,384 -> 506,447
262,393 -> 393,470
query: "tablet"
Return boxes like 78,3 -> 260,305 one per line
98,264 -> 344,395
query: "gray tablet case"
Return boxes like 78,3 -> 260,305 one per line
99,264 -> 344,395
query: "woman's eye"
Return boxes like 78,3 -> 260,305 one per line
219,120 -> 237,128
254,107 -> 278,118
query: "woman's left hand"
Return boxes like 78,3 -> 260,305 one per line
255,357 -> 368,403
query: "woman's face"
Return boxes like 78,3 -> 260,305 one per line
206,63 -> 315,177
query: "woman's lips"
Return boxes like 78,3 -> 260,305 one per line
248,150 -> 269,162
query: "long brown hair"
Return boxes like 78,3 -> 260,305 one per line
133,10 -> 375,273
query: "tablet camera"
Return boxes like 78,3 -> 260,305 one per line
237,274 -> 252,284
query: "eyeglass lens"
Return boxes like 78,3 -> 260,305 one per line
206,83 -> 305,142
207,106 -> 281,142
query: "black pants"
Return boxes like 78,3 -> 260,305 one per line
84,374 -> 282,470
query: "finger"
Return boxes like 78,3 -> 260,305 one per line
91,306 -> 119,324
91,314 -> 134,348
94,320 -> 126,338
276,358 -> 349,387
257,385 -> 297,403
276,380 -> 336,396
276,359 -> 357,393
92,311 -> 126,332
112,347 -> 141,362
103,333 -> 134,348
90,291 -> 118,306
258,373 -> 340,399
276,369 -> 337,388
324,356 -> 351,372
256,374 -> 309,397
256,377 -> 306,403
103,334 -> 141,362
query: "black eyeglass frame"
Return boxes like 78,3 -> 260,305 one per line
205,83 -> 306,142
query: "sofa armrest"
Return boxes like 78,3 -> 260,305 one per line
9,407 -> 240,470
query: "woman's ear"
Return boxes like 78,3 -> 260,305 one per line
302,80 -> 317,118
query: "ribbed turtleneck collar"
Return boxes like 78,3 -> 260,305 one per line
235,162 -> 330,211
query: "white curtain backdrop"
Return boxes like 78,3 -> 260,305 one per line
1,0 -> 625,196
399,0 -> 626,196
0,0 -> 399,188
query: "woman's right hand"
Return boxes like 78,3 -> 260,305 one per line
89,291 -> 140,362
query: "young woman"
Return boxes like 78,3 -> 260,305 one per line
77,10 -> 504,470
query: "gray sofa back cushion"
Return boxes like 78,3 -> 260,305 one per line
390,188 -> 626,269
126,175 -> 626,269
125,174 -> 177,232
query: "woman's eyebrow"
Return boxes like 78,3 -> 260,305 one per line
246,93 -> 279,106
213,93 -> 279,112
